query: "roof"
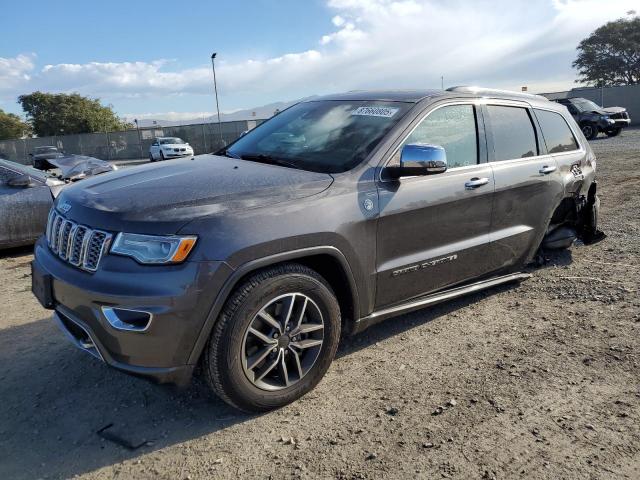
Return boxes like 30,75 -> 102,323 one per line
305,87 -> 557,105
309,90 -> 444,103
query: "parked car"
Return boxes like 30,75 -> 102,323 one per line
32,88 -> 602,412
30,146 -> 64,170
553,97 -> 630,140
149,137 -> 194,161
1,157 -> 116,249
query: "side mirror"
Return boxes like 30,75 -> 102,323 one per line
28,153 -> 33,157
8,174 -> 39,188
387,144 -> 448,179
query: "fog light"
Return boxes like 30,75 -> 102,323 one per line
102,307 -> 152,332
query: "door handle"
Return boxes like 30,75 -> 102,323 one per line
539,165 -> 557,175
465,177 -> 489,189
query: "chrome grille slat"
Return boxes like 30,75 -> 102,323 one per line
45,209 -> 111,273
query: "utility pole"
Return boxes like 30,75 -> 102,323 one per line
211,53 -> 224,148
134,119 -> 143,159
441,76 -> 444,90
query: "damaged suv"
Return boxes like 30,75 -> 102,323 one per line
32,87 -> 601,412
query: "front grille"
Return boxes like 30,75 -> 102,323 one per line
46,209 -> 112,273
610,112 -> 629,120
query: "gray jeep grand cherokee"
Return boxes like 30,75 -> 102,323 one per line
32,87 -> 601,412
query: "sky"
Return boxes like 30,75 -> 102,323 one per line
1,0 -> 637,121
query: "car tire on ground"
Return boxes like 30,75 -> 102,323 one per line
580,122 -> 598,140
149,153 -> 155,162
203,263 -> 341,412
159,151 -> 165,161
606,127 -> 622,138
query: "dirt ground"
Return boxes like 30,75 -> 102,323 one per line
1,128 -> 638,480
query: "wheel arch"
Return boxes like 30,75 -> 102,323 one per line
187,246 -> 360,365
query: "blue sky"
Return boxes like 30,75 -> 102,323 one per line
1,0 -> 636,121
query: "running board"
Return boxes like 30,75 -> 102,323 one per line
352,272 -> 531,334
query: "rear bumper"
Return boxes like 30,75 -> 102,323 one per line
33,237 -> 232,385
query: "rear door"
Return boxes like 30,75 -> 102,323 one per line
483,102 -> 558,270
375,101 -> 495,308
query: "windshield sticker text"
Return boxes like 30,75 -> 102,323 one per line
351,106 -> 400,118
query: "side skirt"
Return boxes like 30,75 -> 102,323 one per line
352,272 -> 531,334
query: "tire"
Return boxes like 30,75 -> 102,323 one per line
149,152 -> 155,162
606,127 -> 621,138
159,151 -> 165,161
203,263 -> 341,412
580,122 -> 598,140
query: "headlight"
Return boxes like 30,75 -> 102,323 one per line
111,233 -> 197,264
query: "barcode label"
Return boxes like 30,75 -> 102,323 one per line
351,106 -> 399,118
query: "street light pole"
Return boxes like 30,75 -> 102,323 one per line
211,53 -> 224,148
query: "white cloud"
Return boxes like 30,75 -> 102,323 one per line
0,54 -> 35,92
332,15 -> 346,26
1,0 -> 637,116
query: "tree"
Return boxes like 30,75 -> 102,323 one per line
0,109 -> 30,140
573,14 -> 640,86
17,92 -> 133,137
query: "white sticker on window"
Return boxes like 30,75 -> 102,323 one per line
351,106 -> 399,118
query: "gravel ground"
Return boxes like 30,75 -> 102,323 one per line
1,129 -> 638,480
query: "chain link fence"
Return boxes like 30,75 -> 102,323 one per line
0,119 -> 264,165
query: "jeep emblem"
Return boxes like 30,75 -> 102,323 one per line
58,202 -> 72,214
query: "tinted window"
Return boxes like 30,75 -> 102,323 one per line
227,100 -> 411,173
535,109 -> 579,153
392,104 -> 478,168
486,105 -> 537,161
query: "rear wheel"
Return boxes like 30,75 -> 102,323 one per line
580,122 -> 598,140
606,127 -> 621,137
203,263 -> 341,412
149,152 -> 155,162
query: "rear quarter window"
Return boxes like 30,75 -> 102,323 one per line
486,105 -> 538,161
534,109 -> 579,153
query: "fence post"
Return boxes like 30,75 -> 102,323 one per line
106,131 -> 111,161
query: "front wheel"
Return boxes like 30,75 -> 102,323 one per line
581,122 -> 598,140
203,263 -> 341,412
159,151 -> 165,161
606,127 -> 621,137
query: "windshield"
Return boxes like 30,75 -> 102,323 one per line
226,100 -> 412,173
160,138 -> 185,145
35,147 -> 59,154
570,98 -> 602,112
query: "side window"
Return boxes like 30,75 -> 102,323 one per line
486,105 -> 538,161
390,104 -> 478,169
534,109 -> 579,153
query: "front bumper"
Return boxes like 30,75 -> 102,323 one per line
162,150 -> 193,158
33,237 -> 232,385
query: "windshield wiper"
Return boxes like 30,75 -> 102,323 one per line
237,153 -> 299,170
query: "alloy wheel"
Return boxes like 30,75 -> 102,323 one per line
241,293 -> 324,391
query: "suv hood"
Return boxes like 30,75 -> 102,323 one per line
57,154 -> 333,233
600,106 -> 626,115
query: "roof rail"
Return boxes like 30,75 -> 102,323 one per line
446,86 -> 548,101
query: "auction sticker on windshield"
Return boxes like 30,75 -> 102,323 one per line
351,106 -> 400,118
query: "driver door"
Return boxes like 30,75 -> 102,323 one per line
375,103 -> 495,308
